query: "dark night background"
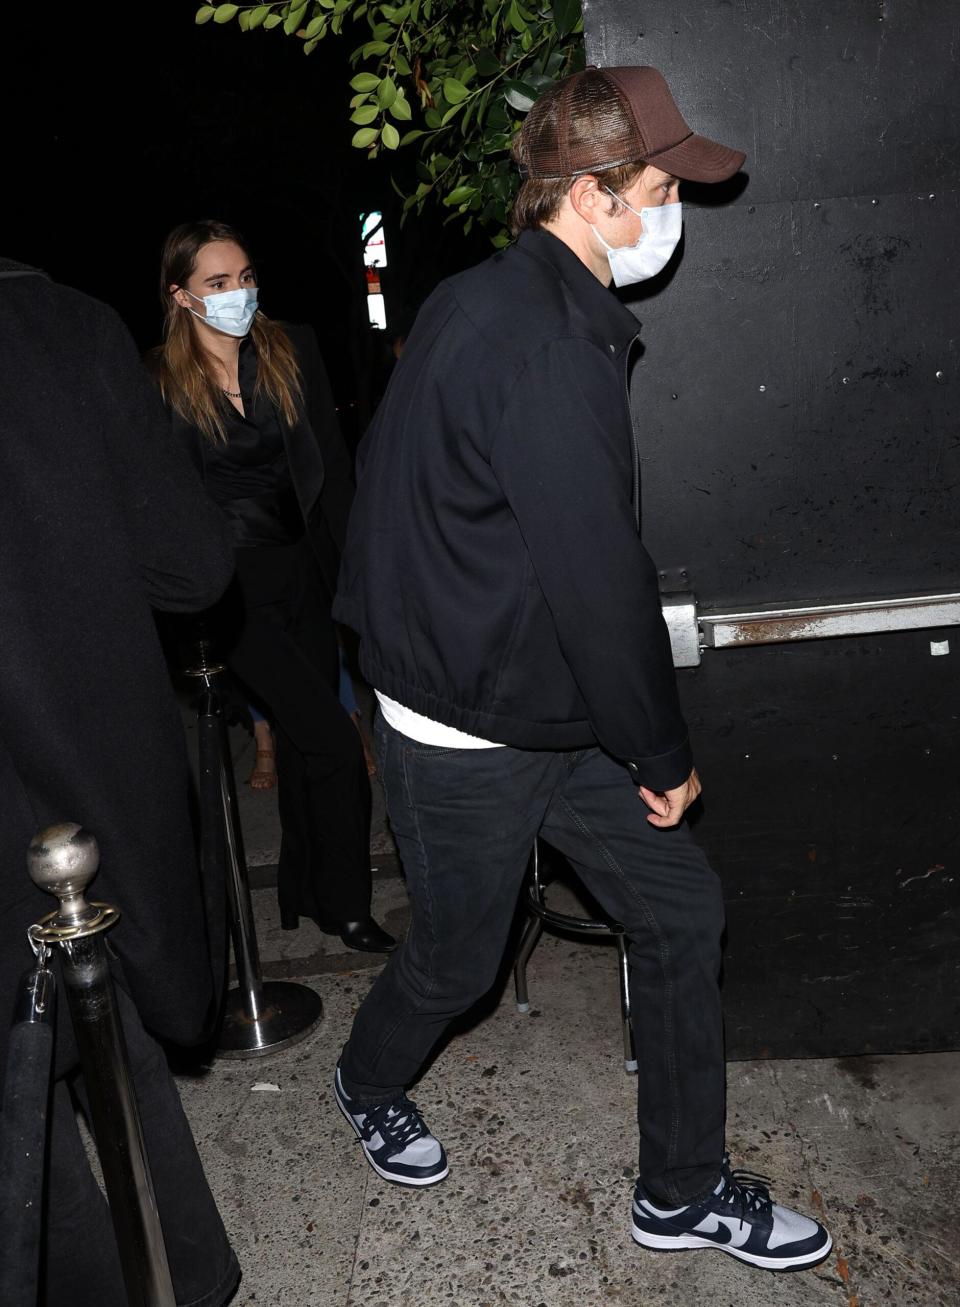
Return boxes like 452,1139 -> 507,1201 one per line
6,5 -> 492,445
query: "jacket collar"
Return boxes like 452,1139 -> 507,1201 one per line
514,227 -> 640,358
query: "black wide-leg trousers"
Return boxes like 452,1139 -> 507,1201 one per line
228,544 -> 372,923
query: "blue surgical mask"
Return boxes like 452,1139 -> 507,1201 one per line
593,190 -> 683,288
185,286 -> 259,337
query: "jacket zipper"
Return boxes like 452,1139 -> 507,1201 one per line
625,336 -> 641,533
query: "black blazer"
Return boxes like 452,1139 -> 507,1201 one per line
0,260 -> 235,1064
167,323 -> 355,600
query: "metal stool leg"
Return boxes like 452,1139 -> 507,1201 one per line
514,915 -> 543,1013
515,839 -> 636,1074
616,932 -> 638,1073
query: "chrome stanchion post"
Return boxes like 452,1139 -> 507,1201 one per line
185,639 -> 322,1057
26,823 -> 176,1307
194,651 -> 265,1026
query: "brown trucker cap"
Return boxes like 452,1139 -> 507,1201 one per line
518,65 -> 745,183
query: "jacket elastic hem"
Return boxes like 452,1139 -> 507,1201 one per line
361,661 -> 597,752
361,659 -> 693,788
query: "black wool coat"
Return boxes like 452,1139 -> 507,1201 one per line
0,260 -> 235,1063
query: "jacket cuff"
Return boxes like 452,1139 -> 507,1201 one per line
623,736 -> 694,793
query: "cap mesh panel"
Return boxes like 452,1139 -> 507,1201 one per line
521,71 -> 644,179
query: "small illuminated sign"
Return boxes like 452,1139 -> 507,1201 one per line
360,211 -> 388,329
367,293 -> 387,331
361,211 -> 387,268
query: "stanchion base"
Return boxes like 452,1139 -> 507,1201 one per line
217,981 -> 323,1059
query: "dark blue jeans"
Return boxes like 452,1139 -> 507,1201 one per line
339,717 -> 726,1206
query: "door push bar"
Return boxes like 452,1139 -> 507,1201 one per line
661,591 -> 960,668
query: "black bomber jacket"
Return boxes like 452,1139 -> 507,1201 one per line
333,227 -> 693,791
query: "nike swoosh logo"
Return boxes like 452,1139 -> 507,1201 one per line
693,1213 -> 753,1248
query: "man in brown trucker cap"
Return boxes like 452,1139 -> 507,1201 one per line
332,66 -> 833,1272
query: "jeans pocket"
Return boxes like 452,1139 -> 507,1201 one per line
403,740 -> 468,759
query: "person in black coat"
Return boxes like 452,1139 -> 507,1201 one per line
151,219 -> 394,954
329,66 -> 831,1274
0,258 -> 240,1304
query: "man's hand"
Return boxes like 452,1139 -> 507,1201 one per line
638,768 -> 702,829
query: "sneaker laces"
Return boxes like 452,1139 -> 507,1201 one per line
716,1156 -> 774,1225
362,1095 -> 429,1153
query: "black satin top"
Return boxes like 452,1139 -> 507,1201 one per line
201,340 -> 304,548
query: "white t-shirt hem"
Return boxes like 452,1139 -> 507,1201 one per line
375,691 -> 504,749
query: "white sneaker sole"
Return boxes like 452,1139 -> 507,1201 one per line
335,1088 -> 449,1187
632,1223 -> 833,1271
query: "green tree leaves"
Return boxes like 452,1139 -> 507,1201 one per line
553,0 -> 581,39
283,2 -> 308,35
376,76 -> 398,108
351,104 -> 380,124
503,80 -> 538,112
195,3 -> 240,23
442,77 -> 469,104
350,71 -> 381,92
191,0 -> 584,242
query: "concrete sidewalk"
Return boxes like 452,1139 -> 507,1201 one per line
177,718 -> 959,1307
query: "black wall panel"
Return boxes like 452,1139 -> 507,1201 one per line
684,631 -> 958,1059
582,0 -> 959,1055
585,0 -> 960,204
632,190 -> 958,605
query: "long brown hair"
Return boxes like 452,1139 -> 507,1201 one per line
151,219 -> 303,444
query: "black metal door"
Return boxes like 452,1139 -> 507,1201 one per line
583,0 -> 959,1056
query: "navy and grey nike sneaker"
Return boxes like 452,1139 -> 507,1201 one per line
631,1155 -> 832,1271
334,1065 -> 449,1186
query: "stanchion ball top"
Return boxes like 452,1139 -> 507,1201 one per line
27,823 -> 101,896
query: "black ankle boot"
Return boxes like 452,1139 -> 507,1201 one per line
337,918 -> 397,953
282,910 -> 396,953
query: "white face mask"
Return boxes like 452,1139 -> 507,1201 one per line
185,286 -> 259,337
593,188 -> 683,287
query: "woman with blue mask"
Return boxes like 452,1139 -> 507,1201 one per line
150,219 -> 395,955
